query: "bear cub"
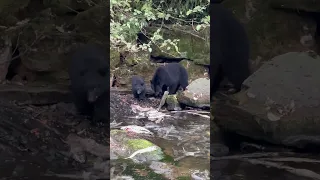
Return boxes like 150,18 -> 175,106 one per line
131,75 -> 146,100
68,44 -> 109,124
150,63 -> 188,98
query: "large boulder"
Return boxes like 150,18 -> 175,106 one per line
148,26 -> 210,66
213,52 -> 320,148
177,78 -> 210,109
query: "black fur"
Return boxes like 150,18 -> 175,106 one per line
131,75 -> 146,100
211,0 -> 224,4
210,4 -> 250,96
150,55 -> 192,63
69,44 -> 109,123
150,63 -> 188,98
137,32 -> 150,46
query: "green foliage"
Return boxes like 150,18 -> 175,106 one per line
110,0 -> 210,56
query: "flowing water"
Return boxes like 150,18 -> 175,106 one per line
110,106 -> 210,179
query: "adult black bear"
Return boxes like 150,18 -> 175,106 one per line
150,63 -> 188,98
69,44 -> 109,122
131,75 -> 146,100
210,3 -> 250,97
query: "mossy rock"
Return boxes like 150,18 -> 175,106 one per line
126,139 -> 164,161
146,26 -> 210,66
126,139 -> 155,150
180,60 -> 208,82
166,94 -> 181,111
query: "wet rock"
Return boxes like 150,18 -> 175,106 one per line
110,130 -> 164,163
126,139 -> 163,162
110,91 -> 160,122
214,52 -> 320,149
111,161 -> 167,179
191,170 -> 210,180
149,161 -> 174,179
0,84 -> 71,105
211,121 -> 229,157
177,78 -> 210,109
63,133 -> 110,163
211,143 -> 229,157
165,94 -> 181,111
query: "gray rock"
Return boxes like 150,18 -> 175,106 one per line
177,78 -> 210,109
214,52 -> 320,148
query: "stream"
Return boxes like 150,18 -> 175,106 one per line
110,92 -> 210,179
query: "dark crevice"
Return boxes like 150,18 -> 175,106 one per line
6,47 -> 23,81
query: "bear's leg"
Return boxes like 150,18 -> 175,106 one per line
139,90 -> 146,100
168,83 -> 178,95
225,63 -> 250,93
74,96 -> 93,116
211,65 -> 224,97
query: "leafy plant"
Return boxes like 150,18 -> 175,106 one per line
110,0 -> 210,57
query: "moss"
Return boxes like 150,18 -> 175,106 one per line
126,139 -> 155,150
110,129 -> 125,135
160,154 -> 178,166
126,139 -> 165,161
166,94 -> 178,104
146,26 -> 209,65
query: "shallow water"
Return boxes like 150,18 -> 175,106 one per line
148,113 -> 210,169
211,149 -> 320,180
111,110 -> 210,179
212,159 -> 318,180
